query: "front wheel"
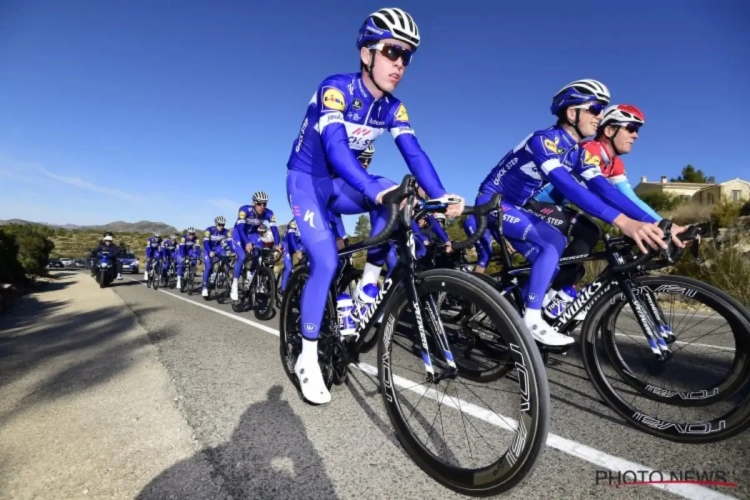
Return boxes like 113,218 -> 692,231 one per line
581,274 -> 750,444
253,266 -> 276,321
376,269 -> 549,496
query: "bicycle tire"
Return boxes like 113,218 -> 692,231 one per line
254,266 -> 276,321
153,263 -> 161,290
231,273 -> 245,312
377,268 -> 549,496
279,269 -> 310,392
581,274 -> 750,443
187,266 -> 196,296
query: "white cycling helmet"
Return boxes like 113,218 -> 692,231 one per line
253,191 -> 269,204
215,215 -> 226,225
357,8 -> 421,50
103,235 -> 114,242
599,104 -> 646,128
186,227 -> 196,234
153,231 -> 161,237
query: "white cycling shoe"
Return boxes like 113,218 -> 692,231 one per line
201,287 -> 209,298
176,277 -> 181,289
295,339 -> 331,405
143,271 -> 148,280
230,279 -> 239,301
524,309 -> 574,347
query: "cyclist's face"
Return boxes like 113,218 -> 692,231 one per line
254,202 -> 266,214
216,223 -> 225,231
417,218 -> 427,228
358,157 -> 370,169
188,233 -> 195,239
568,102 -> 605,137
363,38 -> 412,93
611,123 -> 640,154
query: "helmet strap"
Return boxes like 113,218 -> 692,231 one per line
570,109 -> 585,140
366,49 -> 389,94
609,127 -> 624,156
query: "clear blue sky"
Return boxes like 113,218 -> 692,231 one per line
1,0 -> 748,232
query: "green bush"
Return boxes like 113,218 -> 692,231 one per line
710,199 -> 744,229
1,224 -> 56,279
740,200 -> 750,217
639,192 -> 683,212
0,229 -> 28,285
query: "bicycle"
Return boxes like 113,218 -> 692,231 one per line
204,253 -> 231,302
230,246 -> 280,320
279,175 -> 550,496
179,257 -> 199,295
164,258 -> 177,289
477,218 -> 750,443
148,258 -> 163,290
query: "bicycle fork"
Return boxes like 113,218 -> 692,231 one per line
405,278 -> 458,383
618,280 -> 673,360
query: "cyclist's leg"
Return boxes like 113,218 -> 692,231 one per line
230,240 -> 248,300
551,210 -> 601,289
201,251 -> 213,295
281,251 -> 293,293
288,170 -> 337,403
145,248 -> 153,279
500,200 -> 571,345
463,213 -> 493,273
329,175 -> 395,288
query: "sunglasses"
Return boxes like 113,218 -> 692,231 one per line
622,122 -> 642,133
574,102 -> 606,115
216,223 -> 225,227
369,43 -> 413,66
255,202 -> 266,207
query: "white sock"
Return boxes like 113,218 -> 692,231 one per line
524,307 -> 543,328
232,277 -> 238,285
300,339 -> 318,363
362,263 -> 381,286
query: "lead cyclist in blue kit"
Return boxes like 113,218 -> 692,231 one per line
472,79 -> 679,347
286,8 -> 464,404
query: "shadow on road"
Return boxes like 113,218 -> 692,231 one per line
0,296 -> 176,426
137,385 -> 339,500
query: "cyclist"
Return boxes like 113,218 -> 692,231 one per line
471,79 -> 670,347
286,7 -> 464,404
281,220 -> 303,295
144,231 -> 162,281
202,216 -> 230,298
231,191 -> 281,301
160,234 -> 178,280
176,227 -> 201,290
535,104 -> 686,319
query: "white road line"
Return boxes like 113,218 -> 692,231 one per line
123,277 -> 739,500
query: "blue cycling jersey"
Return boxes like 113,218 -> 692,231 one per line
203,226 -> 229,254
234,205 -> 280,246
479,126 -> 625,224
286,72 -> 446,202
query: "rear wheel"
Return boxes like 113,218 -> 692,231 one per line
152,262 -> 161,290
253,266 -> 276,321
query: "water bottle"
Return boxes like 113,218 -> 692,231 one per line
337,293 -> 356,337
354,283 -> 379,322
559,285 -> 578,302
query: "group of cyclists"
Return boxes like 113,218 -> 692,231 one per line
90,7 -> 687,408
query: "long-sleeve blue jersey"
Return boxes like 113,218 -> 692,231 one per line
286,72 -> 447,202
233,205 -> 280,246
478,126 -> 656,225
283,226 -> 303,254
203,226 -> 229,254
178,235 -> 202,258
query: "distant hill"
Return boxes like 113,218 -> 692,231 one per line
0,219 -> 178,234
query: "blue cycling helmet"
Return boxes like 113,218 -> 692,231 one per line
357,8 -> 421,51
550,79 -> 610,115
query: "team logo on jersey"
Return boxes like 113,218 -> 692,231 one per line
270,215 -> 276,223
180,237 -> 186,243
543,137 -> 565,155
583,149 -> 601,167
352,98 -> 363,110
204,230 -> 211,237
322,87 -> 345,111
238,210 -> 246,219
394,103 -> 409,122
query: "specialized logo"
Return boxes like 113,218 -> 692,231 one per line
543,136 -> 565,155
322,87 -> 345,111
394,103 -> 409,122
304,210 -> 315,228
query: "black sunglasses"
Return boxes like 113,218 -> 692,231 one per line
370,43 -> 413,66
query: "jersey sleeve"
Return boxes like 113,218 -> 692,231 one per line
426,215 -> 450,243
528,134 -> 621,224
573,150 -> 656,223
607,156 -> 626,184
316,79 -> 383,203
203,229 -> 212,253
387,99 -> 447,199
612,178 -> 663,221
265,210 -> 280,245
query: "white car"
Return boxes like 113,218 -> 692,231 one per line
60,258 -> 74,267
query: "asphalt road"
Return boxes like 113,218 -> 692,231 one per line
84,269 -> 746,500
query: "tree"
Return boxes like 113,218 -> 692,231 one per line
354,215 -> 371,238
639,192 -> 682,212
2,224 -> 55,277
670,164 -> 715,184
